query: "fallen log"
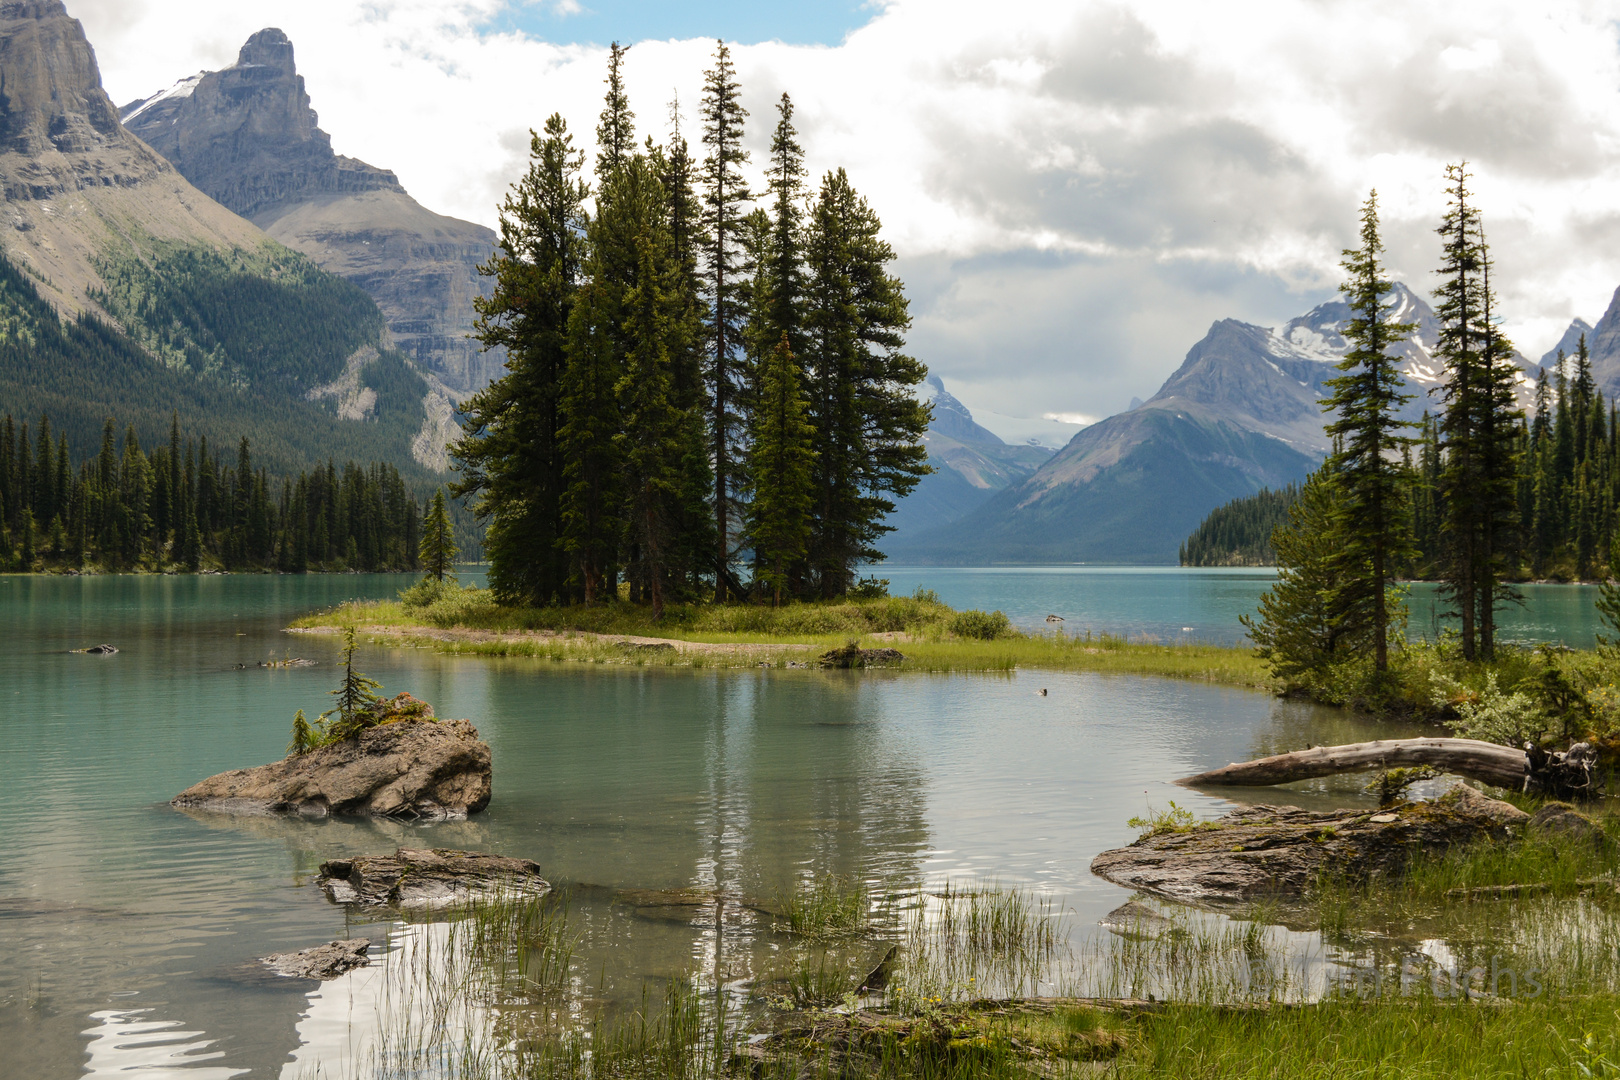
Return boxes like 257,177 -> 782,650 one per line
1176,738 -> 1530,791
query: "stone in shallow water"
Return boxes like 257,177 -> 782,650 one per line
1089,786 -> 1528,902
318,847 -> 549,909
1528,802 -> 1604,843
261,938 -> 370,979
170,716 -> 491,819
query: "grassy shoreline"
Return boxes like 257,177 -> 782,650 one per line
288,589 -> 1274,687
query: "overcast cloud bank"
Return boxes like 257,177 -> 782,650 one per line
72,0 -> 1620,430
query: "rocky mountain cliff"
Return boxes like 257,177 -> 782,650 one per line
122,30 -> 503,397
0,2 -> 443,476
0,0 -> 264,314
891,285 -> 1534,565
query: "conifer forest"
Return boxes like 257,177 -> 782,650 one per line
0,412 -> 423,573
453,42 -> 930,612
1238,167 -> 1616,676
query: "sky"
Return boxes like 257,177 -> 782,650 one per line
69,0 -> 1620,447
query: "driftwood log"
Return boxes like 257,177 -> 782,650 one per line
1177,737 -> 1600,798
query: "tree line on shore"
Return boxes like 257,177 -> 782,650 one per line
0,411 -> 423,572
1186,337 -> 1620,587
1248,165 -> 1542,680
453,42 -> 930,617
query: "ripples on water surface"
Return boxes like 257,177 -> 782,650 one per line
0,568 -> 1598,1078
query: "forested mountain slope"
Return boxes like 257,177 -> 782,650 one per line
0,2 -> 445,477
123,29 -> 503,397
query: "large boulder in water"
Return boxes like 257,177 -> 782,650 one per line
171,717 -> 491,820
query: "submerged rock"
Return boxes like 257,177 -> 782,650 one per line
261,938 -> 371,979
171,717 -> 491,819
72,644 -> 118,654
1099,901 -> 1174,938
318,847 -> 548,909
1089,786 -> 1529,902
819,643 -> 905,669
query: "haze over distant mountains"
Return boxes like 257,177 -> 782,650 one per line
121,29 -> 502,401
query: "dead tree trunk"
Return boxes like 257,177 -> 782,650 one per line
1176,738 -> 1530,791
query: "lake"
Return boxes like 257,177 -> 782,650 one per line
0,568 -> 1600,1078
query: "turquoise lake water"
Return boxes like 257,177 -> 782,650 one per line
0,567 -> 1601,1078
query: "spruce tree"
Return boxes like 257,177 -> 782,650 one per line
1321,191 -> 1415,673
596,42 -> 635,179
747,337 -> 816,605
559,278 -> 625,602
699,40 -> 752,600
453,114 -> 587,605
320,626 -> 383,739
802,168 -> 930,595
420,487 -> 458,581
1241,467 -> 1370,681
1472,226 -> 1525,657
1433,163 -> 1488,659
764,93 -> 808,358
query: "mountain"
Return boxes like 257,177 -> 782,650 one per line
0,1 -> 442,475
121,29 -> 503,398
889,284 -> 1536,565
1541,317 -> 1594,368
884,375 -> 1051,542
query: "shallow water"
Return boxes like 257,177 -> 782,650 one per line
0,570 -> 1584,1078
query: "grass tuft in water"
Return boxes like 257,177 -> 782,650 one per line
778,873 -> 871,940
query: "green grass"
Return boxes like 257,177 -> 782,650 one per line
289,587 -> 1274,685
778,873 -> 872,939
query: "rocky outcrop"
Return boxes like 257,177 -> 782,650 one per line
1089,787 -> 1530,902
171,717 -> 491,819
0,2 -> 265,314
261,938 -> 371,979
318,848 -> 548,909
122,29 -> 503,395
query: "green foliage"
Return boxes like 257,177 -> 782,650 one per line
779,874 -> 870,940
419,487 -> 458,581
1127,801 -> 1198,838
453,51 -> 926,610
0,410 -> 422,573
746,337 -> 816,604
1241,467 -> 1377,684
949,608 -> 1011,640
1179,485 -> 1298,566
90,238 -> 382,389
849,576 -> 890,599
318,626 -> 384,740
453,114 -> 586,608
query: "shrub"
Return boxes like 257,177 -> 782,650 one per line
950,609 -> 1011,640
849,576 -> 890,599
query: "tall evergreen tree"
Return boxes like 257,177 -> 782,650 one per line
746,337 -> 816,605
802,169 -> 930,595
1433,162 -> 1488,660
1321,191 -> 1415,673
699,40 -> 752,600
453,114 -> 588,605
420,487 -> 458,581
764,93 -> 808,359
559,278 -> 625,602
596,42 -> 635,179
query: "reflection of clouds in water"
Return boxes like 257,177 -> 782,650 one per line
280,923 -> 492,1080
82,1009 -> 246,1079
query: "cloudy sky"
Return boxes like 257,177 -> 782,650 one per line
71,0 -> 1620,446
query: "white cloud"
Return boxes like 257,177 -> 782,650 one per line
69,0 -> 1620,426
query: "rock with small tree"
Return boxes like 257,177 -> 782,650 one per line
172,628 -> 491,819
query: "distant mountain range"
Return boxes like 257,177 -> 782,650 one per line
889,284 -> 1549,566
